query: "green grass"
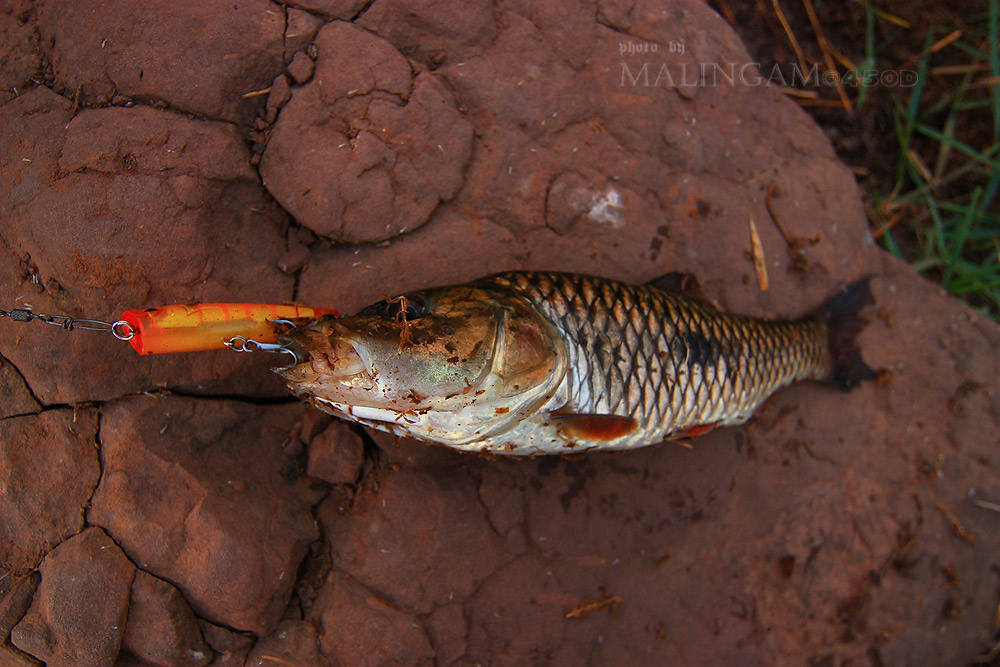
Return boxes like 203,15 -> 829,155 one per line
870,1 -> 1000,320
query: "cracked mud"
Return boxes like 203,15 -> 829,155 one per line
1,0 -> 998,665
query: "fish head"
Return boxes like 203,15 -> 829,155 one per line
278,286 -> 567,445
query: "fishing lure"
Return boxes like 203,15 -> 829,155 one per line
0,303 -> 338,360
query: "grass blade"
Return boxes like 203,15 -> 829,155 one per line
943,188 -> 982,285
989,0 -> 999,139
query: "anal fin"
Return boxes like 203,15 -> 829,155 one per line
672,422 -> 718,443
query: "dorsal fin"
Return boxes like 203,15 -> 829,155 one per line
645,271 -> 708,302
552,414 -> 638,441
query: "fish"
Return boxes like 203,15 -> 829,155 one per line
277,272 -> 875,456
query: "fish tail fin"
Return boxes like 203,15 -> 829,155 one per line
814,277 -> 876,391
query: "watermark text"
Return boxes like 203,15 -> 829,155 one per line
619,39 -> 685,56
620,61 -> 918,88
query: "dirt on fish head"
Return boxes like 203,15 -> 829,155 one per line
277,285 -> 566,446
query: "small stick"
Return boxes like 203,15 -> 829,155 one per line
716,0 -> 737,25
871,211 -> 903,239
766,184 -> 822,251
749,216 -> 769,292
781,87 -> 819,99
970,75 -> 1000,89
859,4 -> 910,28
972,498 -> 1000,513
771,0 -> 809,77
824,39 -> 857,72
936,502 -> 977,544
794,99 -> 845,108
765,184 -> 795,247
877,535 -> 917,579
566,595 -> 622,619
931,62 -> 989,76
242,87 -> 272,99
70,84 -> 83,115
801,0 -> 852,112
899,30 -> 962,71
906,149 -> 935,184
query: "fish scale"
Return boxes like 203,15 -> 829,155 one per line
478,272 -> 832,444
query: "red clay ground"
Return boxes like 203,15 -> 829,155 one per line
0,1 -> 998,665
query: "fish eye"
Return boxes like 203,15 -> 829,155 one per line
385,294 -> 429,321
357,293 -> 430,321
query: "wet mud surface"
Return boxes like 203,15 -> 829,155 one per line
1,0 -> 998,664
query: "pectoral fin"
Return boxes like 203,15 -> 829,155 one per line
552,414 -> 639,441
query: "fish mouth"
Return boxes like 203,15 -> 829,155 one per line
280,323 -> 376,397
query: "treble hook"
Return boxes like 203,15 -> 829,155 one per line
223,336 -> 302,370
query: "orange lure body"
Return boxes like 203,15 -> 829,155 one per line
119,303 -> 339,355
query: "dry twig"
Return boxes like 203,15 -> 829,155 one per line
936,502 -> 977,544
749,216 -> 769,292
566,595 -> 622,619
801,0 -> 852,112
972,498 -> 1000,513
899,30 -> 963,71
242,87 -> 272,99
771,0 -> 809,76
